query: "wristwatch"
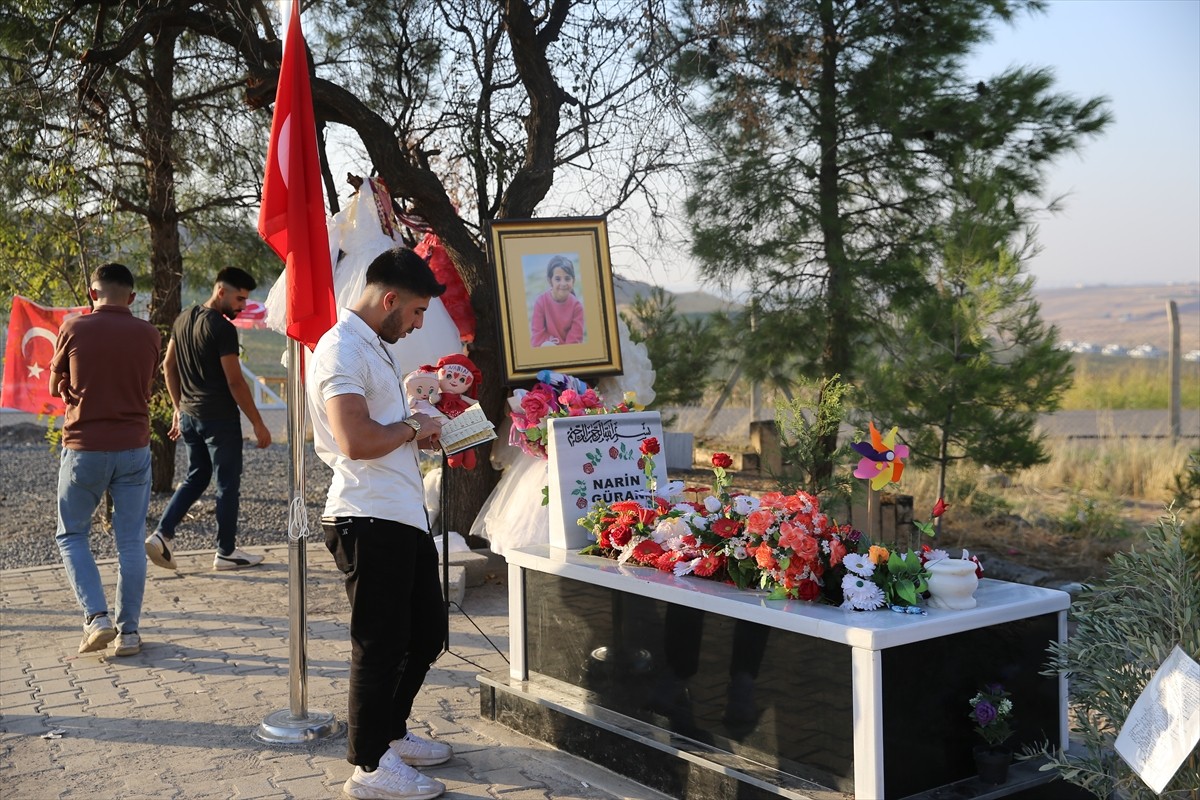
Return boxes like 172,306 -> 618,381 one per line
402,416 -> 422,441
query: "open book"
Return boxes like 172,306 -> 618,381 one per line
438,403 -> 497,455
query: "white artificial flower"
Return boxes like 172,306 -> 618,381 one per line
732,545 -> 748,560
673,558 -> 699,577
923,548 -> 949,564
703,496 -> 723,513
653,516 -> 689,543
841,574 -> 886,610
843,553 -> 875,577
732,494 -> 760,515
998,699 -> 1013,715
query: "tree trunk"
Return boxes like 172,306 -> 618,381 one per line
145,29 -> 183,494
815,0 -> 851,483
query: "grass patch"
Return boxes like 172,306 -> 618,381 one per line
1060,354 -> 1200,410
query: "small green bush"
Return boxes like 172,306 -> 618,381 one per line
1038,512 -> 1200,798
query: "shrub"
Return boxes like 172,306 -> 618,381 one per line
1037,512 -> 1200,798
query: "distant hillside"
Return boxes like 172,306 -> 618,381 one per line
1035,283 -> 1199,352
613,275 -> 1199,352
612,274 -> 738,315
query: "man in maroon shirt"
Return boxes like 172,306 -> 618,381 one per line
49,263 -> 161,657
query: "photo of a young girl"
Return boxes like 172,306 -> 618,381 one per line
528,254 -> 586,346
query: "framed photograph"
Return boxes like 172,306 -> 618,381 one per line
487,216 -> 623,384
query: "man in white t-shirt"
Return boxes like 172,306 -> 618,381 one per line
310,247 -> 452,800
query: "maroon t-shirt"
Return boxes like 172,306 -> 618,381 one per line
50,305 -> 161,451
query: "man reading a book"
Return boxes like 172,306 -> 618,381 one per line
309,247 -> 455,800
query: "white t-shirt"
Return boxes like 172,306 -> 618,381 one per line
308,309 -> 429,531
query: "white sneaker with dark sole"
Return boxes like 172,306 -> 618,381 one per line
145,531 -> 178,570
213,548 -> 264,570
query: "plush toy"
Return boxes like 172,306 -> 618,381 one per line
403,366 -> 445,420
434,353 -> 484,468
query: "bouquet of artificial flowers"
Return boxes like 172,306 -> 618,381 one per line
969,683 -> 1015,748
507,370 -> 639,458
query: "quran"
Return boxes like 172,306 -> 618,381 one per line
439,403 -> 497,455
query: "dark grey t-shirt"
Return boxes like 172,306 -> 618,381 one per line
172,305 -> 240,419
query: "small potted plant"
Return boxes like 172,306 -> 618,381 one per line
968,683 -> 1015,784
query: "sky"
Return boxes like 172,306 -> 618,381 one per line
964,0 -> 1200,289
610,0 -> 1200,295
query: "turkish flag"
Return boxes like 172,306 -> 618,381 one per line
1,296 -> 90,416
257,1 -> 336,352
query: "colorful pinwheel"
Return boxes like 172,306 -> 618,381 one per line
851,421 -> 909,491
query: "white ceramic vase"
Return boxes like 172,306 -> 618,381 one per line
925,558 -> 979,610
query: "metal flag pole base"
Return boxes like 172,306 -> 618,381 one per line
256,708 -> 342,744
255,339 -> 342,745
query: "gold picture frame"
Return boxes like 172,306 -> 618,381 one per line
487,216 -> 623,384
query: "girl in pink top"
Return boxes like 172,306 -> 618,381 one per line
530,255 -> 585,346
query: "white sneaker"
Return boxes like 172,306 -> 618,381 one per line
342,750 -> 444,799
145,531 -> 178,570
111,631 -> 142,656
390,730 -> 452,766
78,615 -> 116,653
213,548 -> 264,570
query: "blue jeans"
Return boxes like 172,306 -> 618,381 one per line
56,447 -> 152,634
157,413 -> 243,554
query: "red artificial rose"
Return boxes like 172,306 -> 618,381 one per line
796,579 -> 821,602
640,437 -> 660,456
519,391 -> 552,422
711,518 -> 742,539
712,452 -> 733,469
932,497 -> 948,518
609,523 -> 633,547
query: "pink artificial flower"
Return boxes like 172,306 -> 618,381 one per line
746,509 -> 775,535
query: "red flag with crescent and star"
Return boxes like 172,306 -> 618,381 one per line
256,0 -> 336,351
1,296 -> 90,415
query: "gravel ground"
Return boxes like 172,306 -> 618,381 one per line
0,423 -> 332,571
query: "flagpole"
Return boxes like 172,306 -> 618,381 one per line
256,337 -> 340,743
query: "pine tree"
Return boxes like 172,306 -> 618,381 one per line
676,0 -> 1110,476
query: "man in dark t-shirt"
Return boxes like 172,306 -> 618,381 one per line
50,263 -> 161,657
145,267 -> 272,572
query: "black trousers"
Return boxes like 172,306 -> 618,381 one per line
322,516 -> 447,768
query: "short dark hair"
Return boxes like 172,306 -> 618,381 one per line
216,266 -> 257,292
92,263 -> 135,289
365,247 -> 446,299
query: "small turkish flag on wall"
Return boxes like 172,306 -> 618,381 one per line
1,296 -> 90,415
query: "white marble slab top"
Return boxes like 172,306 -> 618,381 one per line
506,545 -> 1070,650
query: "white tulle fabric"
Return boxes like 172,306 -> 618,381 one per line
470,316 -> 656,555
263,188 -> 462,374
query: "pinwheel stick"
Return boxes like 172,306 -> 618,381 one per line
866,486 -> 877,541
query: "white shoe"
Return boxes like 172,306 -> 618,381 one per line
342,750 -> 444,799
78,615 -> 116,653
213,548 -> 264,570
111,631 -> 142,656
145,531 -> 178,570
390,730 -> 452,766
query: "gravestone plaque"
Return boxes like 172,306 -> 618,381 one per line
546,411 -> 667,550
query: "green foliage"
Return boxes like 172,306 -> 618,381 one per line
621,287 -> 723,408
677,0 -> 1110,471
862,168 -> 1073,494
771,374 -> 855,502
1172,450 -> 1200,560
1053,491 -> 1132,540
1038,513 -> 1200,798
